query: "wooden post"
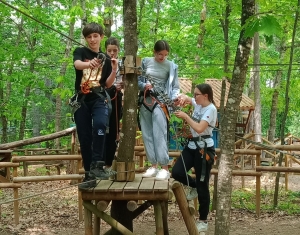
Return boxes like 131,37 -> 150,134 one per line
160,201 -> 169,235
84,201 -> 93,235
83,201 -> 134,235
172,181 -> 198,235
77,159 -> 83,221
285,154 -> 289,191
116,162 -> 126,181
193,198 -> 199,216
97,200 -> 110,211
78,191 -> 83,222
153,201 -> 164,235
188,199 -> 196,215
115,161 -> 135,182
12,166 -> 19,225
93,200 -> 100,235
126,161 -> 135,181
127,200 -> 138,211
255,154 -> 261,217
241,155 -> 245,188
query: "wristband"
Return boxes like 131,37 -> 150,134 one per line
112,69 -> 117,73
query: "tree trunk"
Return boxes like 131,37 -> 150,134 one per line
274,0 -> 300,208
103,0 -> 115,37
267,38 -> 286,143
253,3 -> 261,143
108,1 -> 138,233
213,0 -> 231,211
253,31 -> 261,142
19,84 -> 32,140
153,0 -> 162,43
215,1 -> 255,235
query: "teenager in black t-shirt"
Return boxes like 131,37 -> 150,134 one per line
73,22 -> 118,189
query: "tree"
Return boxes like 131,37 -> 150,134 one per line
107,1 -> 139,234
274,0 -> 300,207
215,1 -> 255,234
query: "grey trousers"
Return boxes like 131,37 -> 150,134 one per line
139,100 -> 169,166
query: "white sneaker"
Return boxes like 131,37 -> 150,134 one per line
196,221 -> 208,232
142,167 -> 158,178
155,169 -> 170,181
186,187 -> 198,201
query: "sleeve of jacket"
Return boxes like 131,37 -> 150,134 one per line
170,62 -> 180,100
138,58 -> 148,91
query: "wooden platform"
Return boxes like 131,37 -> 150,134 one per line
81,174 -> 170,201
80,174 -> 171,235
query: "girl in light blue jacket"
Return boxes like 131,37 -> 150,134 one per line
138,40 -> 180,180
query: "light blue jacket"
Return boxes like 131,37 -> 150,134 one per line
138,57 -> 180,101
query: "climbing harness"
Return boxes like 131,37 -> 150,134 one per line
80,53 -> 107,94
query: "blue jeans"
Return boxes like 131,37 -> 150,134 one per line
74,98 -> 109,171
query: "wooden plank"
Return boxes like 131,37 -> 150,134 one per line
12,155 -> 81,162
124,174 -> 143,191
139,177 -> 155,192
82,191 -> 169,201
13,174 -> 82,182
153,180 -> 169,191
93,180 -> 114,192
108,181 -> 127,192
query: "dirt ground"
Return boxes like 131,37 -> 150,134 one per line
1,168 -> 300,235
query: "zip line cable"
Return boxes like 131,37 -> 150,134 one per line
2,1 -> 299,69
0,0 -> 87,48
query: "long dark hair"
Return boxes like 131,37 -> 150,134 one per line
196,83 -> 215,105
105,37 -> 120,50
154,40 -> 170,52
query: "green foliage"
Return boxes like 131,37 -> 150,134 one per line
0,0 -> 300,144
231,189 -> 300,214
244,15 -> 282,44
35,167 -> 49,175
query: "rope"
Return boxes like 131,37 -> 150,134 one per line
0,178 -> 103,205
0,0 -> 87,48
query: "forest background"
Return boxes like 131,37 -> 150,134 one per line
0,0 -> 299,146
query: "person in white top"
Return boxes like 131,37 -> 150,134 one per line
172,83 -> 217,233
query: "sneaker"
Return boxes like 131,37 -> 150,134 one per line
196,221 -> 208,232
186,187 -> 198,201
142,167 -> 159,178
104,167 -> 117,176
155,169 -> 170,181
89,161 -> 110,179
78,174 -> 96,190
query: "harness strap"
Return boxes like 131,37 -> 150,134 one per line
188,135 -> 212,182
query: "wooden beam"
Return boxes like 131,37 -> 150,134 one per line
0,127 -> 76,150
171,181 -> 198,235
0,183 -> 22,188
13,174 -> 82,183
12,155 -> 81,162
81,191 -> 169,201
255,145 -> 300,151
83,201 -> 134,235
256,166 -> 300,173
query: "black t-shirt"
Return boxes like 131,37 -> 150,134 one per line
73,47 -> 112,101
